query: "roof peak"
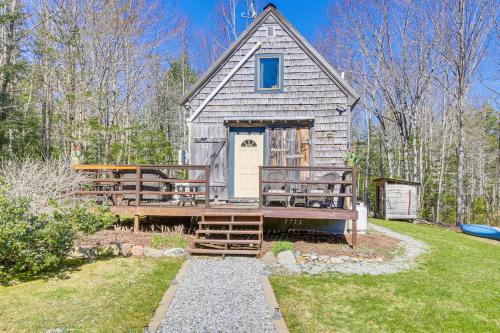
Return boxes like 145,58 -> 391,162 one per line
263,3 -> 277,11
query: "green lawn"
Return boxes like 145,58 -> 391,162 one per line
0,257 -> 182,333
271,219 -> 500,333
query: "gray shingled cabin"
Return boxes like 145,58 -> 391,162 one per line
181,4 -> 359,202
76,4 -> 362,254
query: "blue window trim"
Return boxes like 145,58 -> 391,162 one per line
228,127 -> 266,198
254,54 -> 284,93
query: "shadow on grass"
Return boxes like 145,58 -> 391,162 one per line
1,254 -> 116,286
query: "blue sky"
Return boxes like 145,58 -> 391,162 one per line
174,0 -> 330,40
168,0 -> 498,106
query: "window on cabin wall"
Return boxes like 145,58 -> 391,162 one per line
255,55 -> 282,91
267,127 -> 310,166
266,127 -> 310,180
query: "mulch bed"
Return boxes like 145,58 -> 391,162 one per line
261,230 -> 401,259
75,230 -> 154,247
77,228 -> 403,259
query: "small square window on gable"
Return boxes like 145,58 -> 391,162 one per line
255,54 -> 283,92
267,26 -> 275,37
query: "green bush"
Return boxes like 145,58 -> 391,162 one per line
0,191 -> 114,282
150,234 -> 187,249
271,241 -> 294,255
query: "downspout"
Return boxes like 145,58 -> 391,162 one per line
187,42 -> 262,123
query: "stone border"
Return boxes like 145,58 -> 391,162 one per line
260,276 -> 289,333
147,260 -> 190,333
262,223 -> 429,275
70,243 -> 187,259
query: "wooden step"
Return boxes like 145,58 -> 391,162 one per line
188,248 -> 260,255
195,229 -> 261,235
198,221 -> 262,226
193,239 -> 259,245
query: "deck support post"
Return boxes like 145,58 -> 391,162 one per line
351,219 -> 357,247
258,166 -> 263,209
134,215 -> 140,233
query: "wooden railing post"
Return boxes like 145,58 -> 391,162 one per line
351,167 -> 357,210
135,165 -> 141,207
205,166 -> 210,208
134,165 -> 141,233
259,166 -> 263,209
351,167 -> 358,247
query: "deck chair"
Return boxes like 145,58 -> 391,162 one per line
307,172 -> 342,208
263,170 -> 289,207
322,172 -> 343,208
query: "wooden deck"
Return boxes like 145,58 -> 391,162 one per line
73,164 -> 359,251
109,204 -> 358,220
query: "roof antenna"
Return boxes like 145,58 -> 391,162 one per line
241,0 -> 257,20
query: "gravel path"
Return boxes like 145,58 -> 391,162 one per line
157,257 -> 275,333
326,223 -> 429,275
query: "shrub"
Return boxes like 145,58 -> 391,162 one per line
150,234 -> 187,249
271,241 -> 294,255
0,191 -> 114,282
0,158 -> 90,215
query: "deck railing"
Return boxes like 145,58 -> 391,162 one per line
73,164 -> 210,208
258,165 -> 357,212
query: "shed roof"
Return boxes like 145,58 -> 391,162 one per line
373,178 -> 421,186
180,5 -> 360,106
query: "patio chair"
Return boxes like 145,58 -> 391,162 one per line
322,172 -> 343,208
263,170 -> 289,207
307,172 -> 342,208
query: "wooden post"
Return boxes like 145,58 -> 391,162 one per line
205,166 -> 210,208
134,215 -> 140,233
258,166 -> 263,209
135,165 -> 141,207
351,167 -> 357,209
352,219 -> 358,247
351,167 -> 357,248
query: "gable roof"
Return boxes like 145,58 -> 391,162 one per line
180,5 -> 360,106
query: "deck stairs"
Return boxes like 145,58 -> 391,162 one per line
189,212 -> 263,256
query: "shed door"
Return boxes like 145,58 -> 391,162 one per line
233,134 -> 264,198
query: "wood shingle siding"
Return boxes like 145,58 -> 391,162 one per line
183,7 -> 359,199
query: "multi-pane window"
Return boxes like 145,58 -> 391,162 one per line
255,55 -> 282,92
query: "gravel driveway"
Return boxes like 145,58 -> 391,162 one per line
157,257 -> 275,333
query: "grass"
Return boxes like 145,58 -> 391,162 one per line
271,241 -> 294,255
0,257 -> 183,333
150,234 -> 187,249
270,218 -> 500,333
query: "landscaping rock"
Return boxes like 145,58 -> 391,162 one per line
351,257 -> 361,262
296,255 -> 306,264
277,250 -> 296,265
294,250 -> 302,257
374,257 -> 384,262
109,244 -> 120,256
130,245 -> 144,256
144,247 -> 165,258
163,248 -> 187,257
310,254 -> 318,261
338,255 -> 350,261
318,255 -> 329,262
119,243 -> 132,256
260,251 -> 276,266
330,257 -> 343,264
285,264 -> 301,274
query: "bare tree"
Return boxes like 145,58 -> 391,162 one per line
431,0 -> 496,225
